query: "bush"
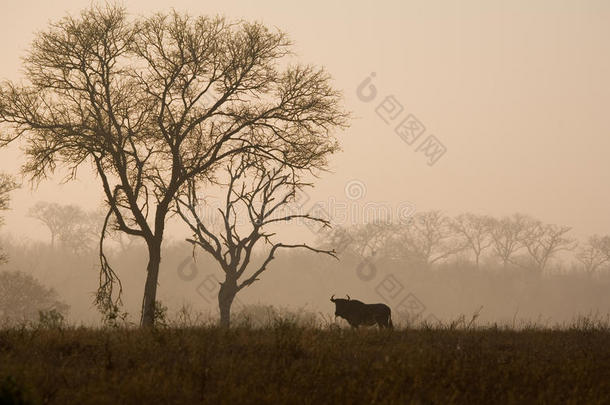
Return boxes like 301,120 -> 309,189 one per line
232,304 -> 319,328
0,271 -> 69,325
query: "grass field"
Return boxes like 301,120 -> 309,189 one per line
1,320 -> 609,405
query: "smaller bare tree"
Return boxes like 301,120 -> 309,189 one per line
175,155 -> 336,327
576,235 -> 610,275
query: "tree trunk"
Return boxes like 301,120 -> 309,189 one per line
140,239 -> 162,327
218,278 -> 237,328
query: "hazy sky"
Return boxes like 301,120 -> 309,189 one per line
1,0 -> 609,242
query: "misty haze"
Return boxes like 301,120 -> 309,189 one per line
0,1 -> 608,404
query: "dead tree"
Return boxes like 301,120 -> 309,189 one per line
0,6 -> 347,326
175,155 -> 336,327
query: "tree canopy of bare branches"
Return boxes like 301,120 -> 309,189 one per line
0,5 -> 348,326
175,154 -> 337,326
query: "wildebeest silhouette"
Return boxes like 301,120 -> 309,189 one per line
330,295 -> 393,329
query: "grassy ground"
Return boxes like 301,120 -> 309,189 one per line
1,323 -> 609,404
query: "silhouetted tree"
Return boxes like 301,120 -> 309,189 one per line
0,5 -> 347,326
175,154 -> 336,327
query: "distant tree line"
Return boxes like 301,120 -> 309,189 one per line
27,202 -> 138,255
318,211 -> 610,274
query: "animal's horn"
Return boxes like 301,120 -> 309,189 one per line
346,294 -> 350,300
330,294 -> 336,302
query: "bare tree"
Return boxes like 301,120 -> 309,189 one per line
351,223 -> 396,258
576,235 -> 610,275
0,6 -> 347,326
388,211 -> 465,266
489,213 -> 533,267
450,213 -> 493,267
28,202 -> 93,250
28,202 -> 63,248
520,223 -> 576,272
175,155 -> 336,327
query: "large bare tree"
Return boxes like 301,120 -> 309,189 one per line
175,154 -> 336,326
0,5 -> 347,326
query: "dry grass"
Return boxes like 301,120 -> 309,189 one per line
1,319 -> 609,405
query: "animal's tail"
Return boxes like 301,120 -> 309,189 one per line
388,314 -> 394,329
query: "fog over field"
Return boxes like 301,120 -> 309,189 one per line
1,0 -> 609,327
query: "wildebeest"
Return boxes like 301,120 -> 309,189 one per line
330,295 -> 393,329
